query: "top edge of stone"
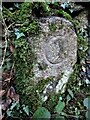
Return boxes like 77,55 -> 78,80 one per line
39,16 -> 73,25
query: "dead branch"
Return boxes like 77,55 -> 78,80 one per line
0,16 -> 14,69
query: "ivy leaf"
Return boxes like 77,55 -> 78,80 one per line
22,105 -> 29,116
10,102 -> 18,110
60,2 -> 69,9
14,3 -> 19,8
55,100 -> 65,113
32,107 -> 51,119
83,97 -> 90,109
15,28 -> 25,39
15,32 -> 25,39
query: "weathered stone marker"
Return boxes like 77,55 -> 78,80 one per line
31,17 -> 77,101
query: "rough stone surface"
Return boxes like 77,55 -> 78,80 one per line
75,10 -> 88,29
30,17 -> 77,94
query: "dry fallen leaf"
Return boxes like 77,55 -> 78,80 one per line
7,86 -> 19,102
1,103 -> 7,111
4,77 -> 11,82
0,90 -> 6,97
7,86 -> 15,98
6,98 -> 12,105
1,100 -> 8,111
2,72 -> 10,80
0,114 -> 4,120
13,94 -> 19,102
86,59 -> 90,64
10,44 -> 14,53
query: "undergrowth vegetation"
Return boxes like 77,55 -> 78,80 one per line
1,2 -> 90,120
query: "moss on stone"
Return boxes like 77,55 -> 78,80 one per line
73,19 -> 88,60
15,70 -> 55,112
49,22 -> 64,32
49,22 -> 57,32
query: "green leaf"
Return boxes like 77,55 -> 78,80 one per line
15,32 -> 25,39
85,111 -> 90,119
59,96 -> 62,101
22,105 -> 29,116
14,3 -> 19,8
66,94 -> 71,103
55,100 -> 65,113
15,28 -> 25,39
32,107 -> 51,119
83,97 -> 90,109
85,79 -> 90,85
68,89 -> 74,98
6,110 -> 12,117
59,10 -> 72,21
10,102 -> 18,110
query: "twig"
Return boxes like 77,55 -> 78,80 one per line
15,23 -> 23,27
0,18 -> 8,69
7,22 -> 15,30
53,109 -> 88,119
64,114 -> 83,118
10,61 -> 15,76
0,16 -> 14,69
